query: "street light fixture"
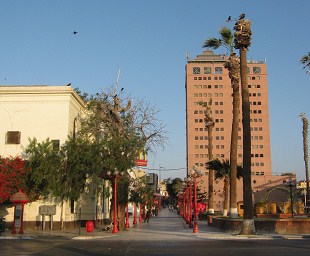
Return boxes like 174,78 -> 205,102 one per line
190,166 -> 204,233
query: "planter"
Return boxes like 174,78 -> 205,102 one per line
275,213 -> 292,219
267,202 -> 277,214
283,202 -> 291,214
295,202 -> 304,215
256,213 -> 276,218
255,205 -> 265,214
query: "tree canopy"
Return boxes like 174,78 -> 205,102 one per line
23,88 -> 167,204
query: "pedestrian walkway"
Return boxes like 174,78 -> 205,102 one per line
1,208 -> 310,240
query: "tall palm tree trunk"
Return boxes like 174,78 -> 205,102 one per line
223,176 -> 230,216
234,14 -> 255,235
301,113 -> 310,212
203,104 -> 215,214
240,48 -> 254,221
208,128 -> 214,213
225,53 -> 240,218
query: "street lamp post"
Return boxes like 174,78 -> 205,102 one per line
107,169 -> 123,233
191,166 -> 204,233
287,179 -> 295,218
133,202 -> 137,225
188,177 -> 193,228
183,179 -> 189,224
182,186 -> 186,221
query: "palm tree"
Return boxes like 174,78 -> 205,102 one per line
206,159 -> 243,216
199,101 -> 215,213
300,113 -> 310,212
233,13 -> 255,235
300,52 -> 310,74
203,27 -> 240,218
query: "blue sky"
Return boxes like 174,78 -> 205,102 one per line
1,0 -> 309,180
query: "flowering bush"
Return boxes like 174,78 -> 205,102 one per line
0,156 -> 30,203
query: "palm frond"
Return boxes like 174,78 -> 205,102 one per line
300,52 -> 310,65
219,27 -> 233,44
203,38 -> 222,49
300,52 -> 310,73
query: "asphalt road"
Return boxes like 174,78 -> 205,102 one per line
1,209 -> 310,256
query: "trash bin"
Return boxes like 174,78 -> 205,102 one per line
86,220 -> 94,233
0,217 -> 5,234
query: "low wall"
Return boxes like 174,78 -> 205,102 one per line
211,217 -> 310,234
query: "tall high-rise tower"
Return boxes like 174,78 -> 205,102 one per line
185,50 -> 272,211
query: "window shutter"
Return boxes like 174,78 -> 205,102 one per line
6,131 -> 21,144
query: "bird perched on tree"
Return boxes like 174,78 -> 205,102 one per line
239,13 -> 245,19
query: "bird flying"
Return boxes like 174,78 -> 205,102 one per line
73,31 -> 78,35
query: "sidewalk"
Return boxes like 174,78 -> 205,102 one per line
1,208 -> 310,240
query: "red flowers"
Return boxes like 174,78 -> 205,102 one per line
0,156 -> 30,203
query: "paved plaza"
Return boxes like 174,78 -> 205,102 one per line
1,208 -> 309,241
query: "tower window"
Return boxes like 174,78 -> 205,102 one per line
253,67 -> 261,74
193,67 -> 200,74
204,67 -> 212,74
215,67 -> 223,74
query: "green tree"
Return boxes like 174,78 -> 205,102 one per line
79,88 -> 167,230
203,26 -> 240,218
166,177 -> 184,206
25,137 -> 99,201
24,88 -> 166,231
300,52 -> 310,74
234,13 -> 255,234
206,159 -> 242,216
25,137 -> 101,228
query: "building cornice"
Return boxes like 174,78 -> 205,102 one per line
0,85 -> 86,107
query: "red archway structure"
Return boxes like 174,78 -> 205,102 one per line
10,190 -> 29,234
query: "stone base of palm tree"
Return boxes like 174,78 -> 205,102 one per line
239,219 -> 256,235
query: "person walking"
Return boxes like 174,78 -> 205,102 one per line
144,209 -> 151,223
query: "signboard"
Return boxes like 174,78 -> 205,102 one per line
135,159 -> 148,166
39,205 -> 56,215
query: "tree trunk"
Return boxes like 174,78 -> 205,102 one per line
228,55 -> 240,218
223,176 -> 229,217
240,47 -> 255,234
118,204 -> 126,231
208,128 -> 214,214
301,115 -> 310,212
60,200 -> 64,230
